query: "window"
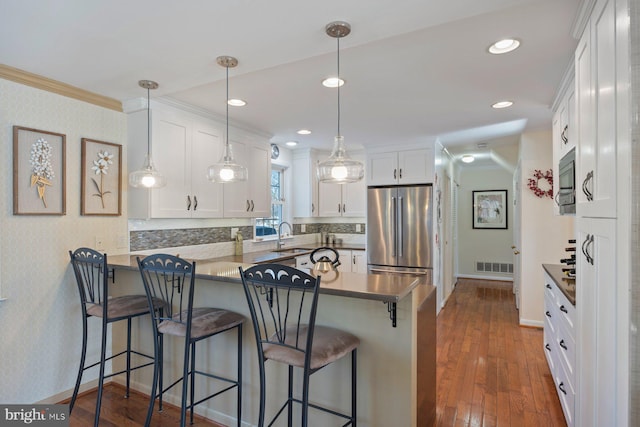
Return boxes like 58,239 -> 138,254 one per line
255,167 -> 285,238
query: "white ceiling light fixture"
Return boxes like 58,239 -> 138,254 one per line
322,77 -> 345,88
317,21 -> 364,184
297,129 -> 312,135
285,141 -> 298,147
461,155 -> 475,163
206,56 -> 248,183
488,38 -> 520,54
492,100 -> 513,109
129,80 -> 167,189
227,98 -> 246,106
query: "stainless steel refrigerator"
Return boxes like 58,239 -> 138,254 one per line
367,185 -> 433,274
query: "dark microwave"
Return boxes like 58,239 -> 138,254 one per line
558,149 -> 576,215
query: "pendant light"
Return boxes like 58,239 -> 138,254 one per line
128,80 -> 167,188
317,21 -> 364,184
206,56 -> 248,183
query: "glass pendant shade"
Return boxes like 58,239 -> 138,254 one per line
207,55 -> 248,183
129,80 -> 166,189
317,136 -> 364,183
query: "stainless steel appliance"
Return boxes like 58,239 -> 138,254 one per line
367,185 -> 432,275
558,148 -> 576,215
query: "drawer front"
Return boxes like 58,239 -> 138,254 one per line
556,356 -> 576,427
556,296 -> 575,340
557,315 -> 576,382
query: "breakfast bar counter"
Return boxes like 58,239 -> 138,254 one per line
107,254 -> 436,427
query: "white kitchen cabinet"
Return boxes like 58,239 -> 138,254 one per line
295,249 -> 351,272
543,270 -> 576,427
351,250 -> 367,273
222,135 -> 271,218
367,148 -> 433,186
318,154 -> 366,217
576,217 -> 617,427
128,106 -> 224,219
575,0 -> 617,218
292,149 -> 319,217
552,83 -> 576,215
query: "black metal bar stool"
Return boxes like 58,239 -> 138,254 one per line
138,254 -> 244,427
69,247 -> 161,427
240,263 -> 360,427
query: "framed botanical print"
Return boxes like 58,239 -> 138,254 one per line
13,126 -> 66,215
472,189 -> 508,229
81,138 -> 122,216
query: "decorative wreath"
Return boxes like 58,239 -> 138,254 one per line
527,169 -> 553,198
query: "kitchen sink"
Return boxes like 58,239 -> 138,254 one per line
273,247 -> 310,254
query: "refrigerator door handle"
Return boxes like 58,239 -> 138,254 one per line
398,196 -> 404,258
391,196 -> 397,257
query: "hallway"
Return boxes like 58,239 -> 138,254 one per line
436,278 -> 566,426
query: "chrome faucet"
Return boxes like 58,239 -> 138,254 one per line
277,221 -> 292,250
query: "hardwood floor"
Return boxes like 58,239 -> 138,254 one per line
68,278 -> 565,427
436,278 -> 566,427
67,383 -> 225,427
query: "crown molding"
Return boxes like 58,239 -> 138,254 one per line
0,64 -> 122,112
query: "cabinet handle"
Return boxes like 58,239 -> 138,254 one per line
554,191 -> 560,206
338,203 -> 341,213
246,200 -> 251,212
560,305 -> 568,314
582,234 -> 593,265
343,203 -> 346,213
353,255 -> 356,265
561,125 -> 568,144
545,343 -> 551,352
582,170 -> 594,201
545,311 -> 552,318
251,200 -> 255,211
193,195 -> 198,211
559,339 -> 568,351
558,382 -> 567,395
312,203 -> 315,213
587,234 -> 595,265
399,168 -> 402,179
187,195 -> 191,211
546,284 -> 552,289
393,169 -> 397,180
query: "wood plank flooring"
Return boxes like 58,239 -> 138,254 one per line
67,277 -> 566,427
436,278 -> 566,427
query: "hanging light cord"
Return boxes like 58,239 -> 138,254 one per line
146,85 -> 151,161
337,36 -> 341,137
225,64 -> 230,153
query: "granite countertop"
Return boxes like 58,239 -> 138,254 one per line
108,243 -> 422,304
542,263 -> 576,306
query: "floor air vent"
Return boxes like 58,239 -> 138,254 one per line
476,261 -> 513,274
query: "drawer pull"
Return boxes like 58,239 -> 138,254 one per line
558,382 -> 567,395
559,339 -> 568,351
546,284 -> 552,289
545,343 -> 551,352
560,305 -> 568,314
545,311 -> 552,318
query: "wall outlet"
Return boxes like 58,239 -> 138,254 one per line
95,235 -> 105,250
301,224 -> 306,233
356,224 -> 362,232
231,227 -> 239,239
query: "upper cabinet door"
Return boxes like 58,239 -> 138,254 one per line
367,151 -> 398,186
397,148 -> 434,184
247,143 -> 271,217
222,139 -> 251,217
190,124 -> 223,218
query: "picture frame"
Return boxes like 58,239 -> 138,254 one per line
81,138 -> 122,216
13,126 -> 66,215
472,189 -> 508,229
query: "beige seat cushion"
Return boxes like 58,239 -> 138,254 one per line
86,295 -> 164,319
158,307 -> 244,339
263,325 -> 360,370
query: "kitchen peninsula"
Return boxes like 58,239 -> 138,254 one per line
106,250 -> 436,427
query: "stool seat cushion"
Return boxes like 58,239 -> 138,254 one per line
87,295 -> 163,319
264,325 -> 360,370
159,307 -> 244,339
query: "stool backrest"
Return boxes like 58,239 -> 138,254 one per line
69,247 -> 109,317
137,254 -> 195,332
240,264 -> 321,364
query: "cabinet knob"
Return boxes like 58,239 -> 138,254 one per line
514,250 -> 520,255
545,343 -> 551,352
546,284 -> 552,289
558,382 -> 567,395
559,339 -> 568,351
545,311 -> 551,318
560,305 -> 568,314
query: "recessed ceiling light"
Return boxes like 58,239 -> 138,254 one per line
322,77 -> 345,88
492,100 -> 513,109
227,98 -> 246,106
488,38 -> 521,54
285,141 -> 298,147
297,129 -> 312,135
461,155 -> 475,163
477,142 -> 488,148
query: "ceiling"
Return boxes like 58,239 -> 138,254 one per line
0,0 -> 581,166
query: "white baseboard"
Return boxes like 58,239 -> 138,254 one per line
37,378 -> 103,404
519,319 -> 543,328
457,274 -> 513,282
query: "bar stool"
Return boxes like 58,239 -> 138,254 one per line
240,263 -> 360,427
137,254 -> 244,427
69,247 -> 160,427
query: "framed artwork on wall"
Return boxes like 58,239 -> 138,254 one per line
81,138 -> 122,216
13,126 -> 66,215
472,189 -> 508,229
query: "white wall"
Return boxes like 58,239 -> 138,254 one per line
518,130 -> 574,326
457,167 -> 514,279
0,78 -> 129,403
